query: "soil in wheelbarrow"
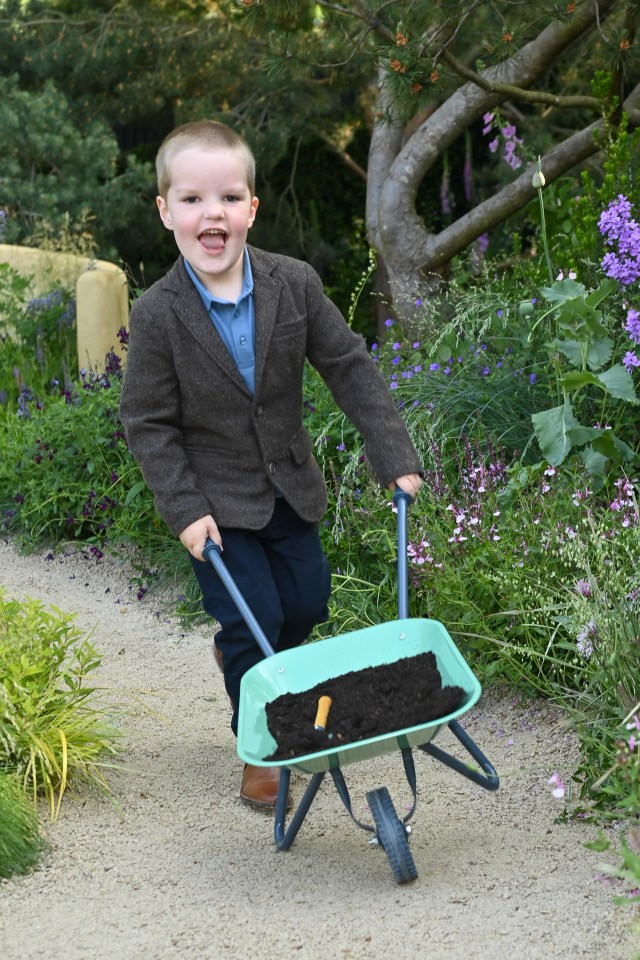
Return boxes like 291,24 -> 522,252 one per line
264,651 -> 465,760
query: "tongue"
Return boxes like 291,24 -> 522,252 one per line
200,232 -> 225,251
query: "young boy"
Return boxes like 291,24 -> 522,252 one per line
119,120 -> 423,809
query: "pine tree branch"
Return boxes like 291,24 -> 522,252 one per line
439,49 -> 601,112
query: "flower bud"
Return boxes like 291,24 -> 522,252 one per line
532,157 -> 545,189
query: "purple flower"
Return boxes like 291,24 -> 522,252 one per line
384,318 -> 394,328
625,308 -> 640,345
488,138 -> 499,154
529,373 -> 537,385
599,196 -> 640,285
622,351 -> 640,372
574,578 -> 592,598
429,363 -> 440,371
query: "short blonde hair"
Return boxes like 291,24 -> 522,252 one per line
156,120 -> 256,198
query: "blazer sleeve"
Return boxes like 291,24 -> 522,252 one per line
119,296 -> 213,536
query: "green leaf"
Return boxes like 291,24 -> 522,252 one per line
581,446 -> 607,488
555,338 -> 583,367
124,480 -> 147,507
586,337 -> 613,371
591,431 -> 636,462
596,364 -> 640,403
541,279 -> 586,304
531,397 -> 576,465
584,277 -> 617,308
560,370 -> 600,392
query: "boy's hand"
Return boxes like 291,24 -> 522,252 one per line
180,515 -> 222,560
388,473 -> 422,499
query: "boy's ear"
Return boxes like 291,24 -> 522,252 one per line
248,196 -> 259,228
156,196 -> 173,230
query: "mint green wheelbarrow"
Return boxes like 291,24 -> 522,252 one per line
203,491 -> 499,885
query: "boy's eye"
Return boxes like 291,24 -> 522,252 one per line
225,195 -> 241,203
183,196 -> 199,204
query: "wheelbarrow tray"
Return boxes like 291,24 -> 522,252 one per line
237,616 -> 481,775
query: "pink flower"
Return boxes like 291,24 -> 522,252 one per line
548,773 -> 566,799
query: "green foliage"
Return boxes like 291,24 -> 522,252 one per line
0,589 -> 121,816
0,74 -> 154,262
0,770 -> 47,879
0,267 -> 78,410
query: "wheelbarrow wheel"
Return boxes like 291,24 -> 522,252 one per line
366,786 -> 418,885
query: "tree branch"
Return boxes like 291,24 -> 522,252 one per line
439,48 -> 601,112
421,81 -> 640,273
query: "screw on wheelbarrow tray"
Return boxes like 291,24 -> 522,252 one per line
203,490 -> 499,886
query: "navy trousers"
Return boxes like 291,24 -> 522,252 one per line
190,497 -> 332,734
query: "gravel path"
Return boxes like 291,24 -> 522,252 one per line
0,538 -> 637,960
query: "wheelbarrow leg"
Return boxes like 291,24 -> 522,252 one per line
274,770 -> 326,851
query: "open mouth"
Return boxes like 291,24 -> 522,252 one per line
199,228 -> 227,251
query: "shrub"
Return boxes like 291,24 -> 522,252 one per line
0,770 -> 47,878
0,589 -> 121,816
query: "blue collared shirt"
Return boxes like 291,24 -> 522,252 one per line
184,250 -> 256,394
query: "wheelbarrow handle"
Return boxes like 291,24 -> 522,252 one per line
392,489 -> 413,620
202,537 -> 276,658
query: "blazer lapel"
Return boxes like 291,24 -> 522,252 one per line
250,247 -> 282,396
169,260 -> 250,394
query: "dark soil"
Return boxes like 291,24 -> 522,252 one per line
264,651 -> 465,761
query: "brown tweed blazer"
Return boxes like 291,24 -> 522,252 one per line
119,246 -> 422,537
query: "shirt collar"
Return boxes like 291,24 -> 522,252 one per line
184,248 -> 254,309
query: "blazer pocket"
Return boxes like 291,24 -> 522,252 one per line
289,428 -> 313,465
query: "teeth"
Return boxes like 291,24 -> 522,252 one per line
201,228 -> 225,235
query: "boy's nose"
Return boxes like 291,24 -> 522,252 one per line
203,198 -> 224,219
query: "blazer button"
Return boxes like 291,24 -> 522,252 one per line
256,405 -> 263,416
268,462 -> 276,474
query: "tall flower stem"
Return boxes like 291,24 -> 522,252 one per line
533,157 -> 554,284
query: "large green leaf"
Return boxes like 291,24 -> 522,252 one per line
541,279 -> 586,304
585,277 -> 618,308
556,338 -> 583,367
560,370 -> 600,392
531,397 -> 576,465
586,337 -> 613,371
597,364 -> 640,403
555,333 -> 614,372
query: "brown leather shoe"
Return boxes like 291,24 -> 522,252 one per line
213,644 -> 224,673
240,763 -> 291,810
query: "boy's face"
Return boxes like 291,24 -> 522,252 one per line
156,146 -> 259,297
